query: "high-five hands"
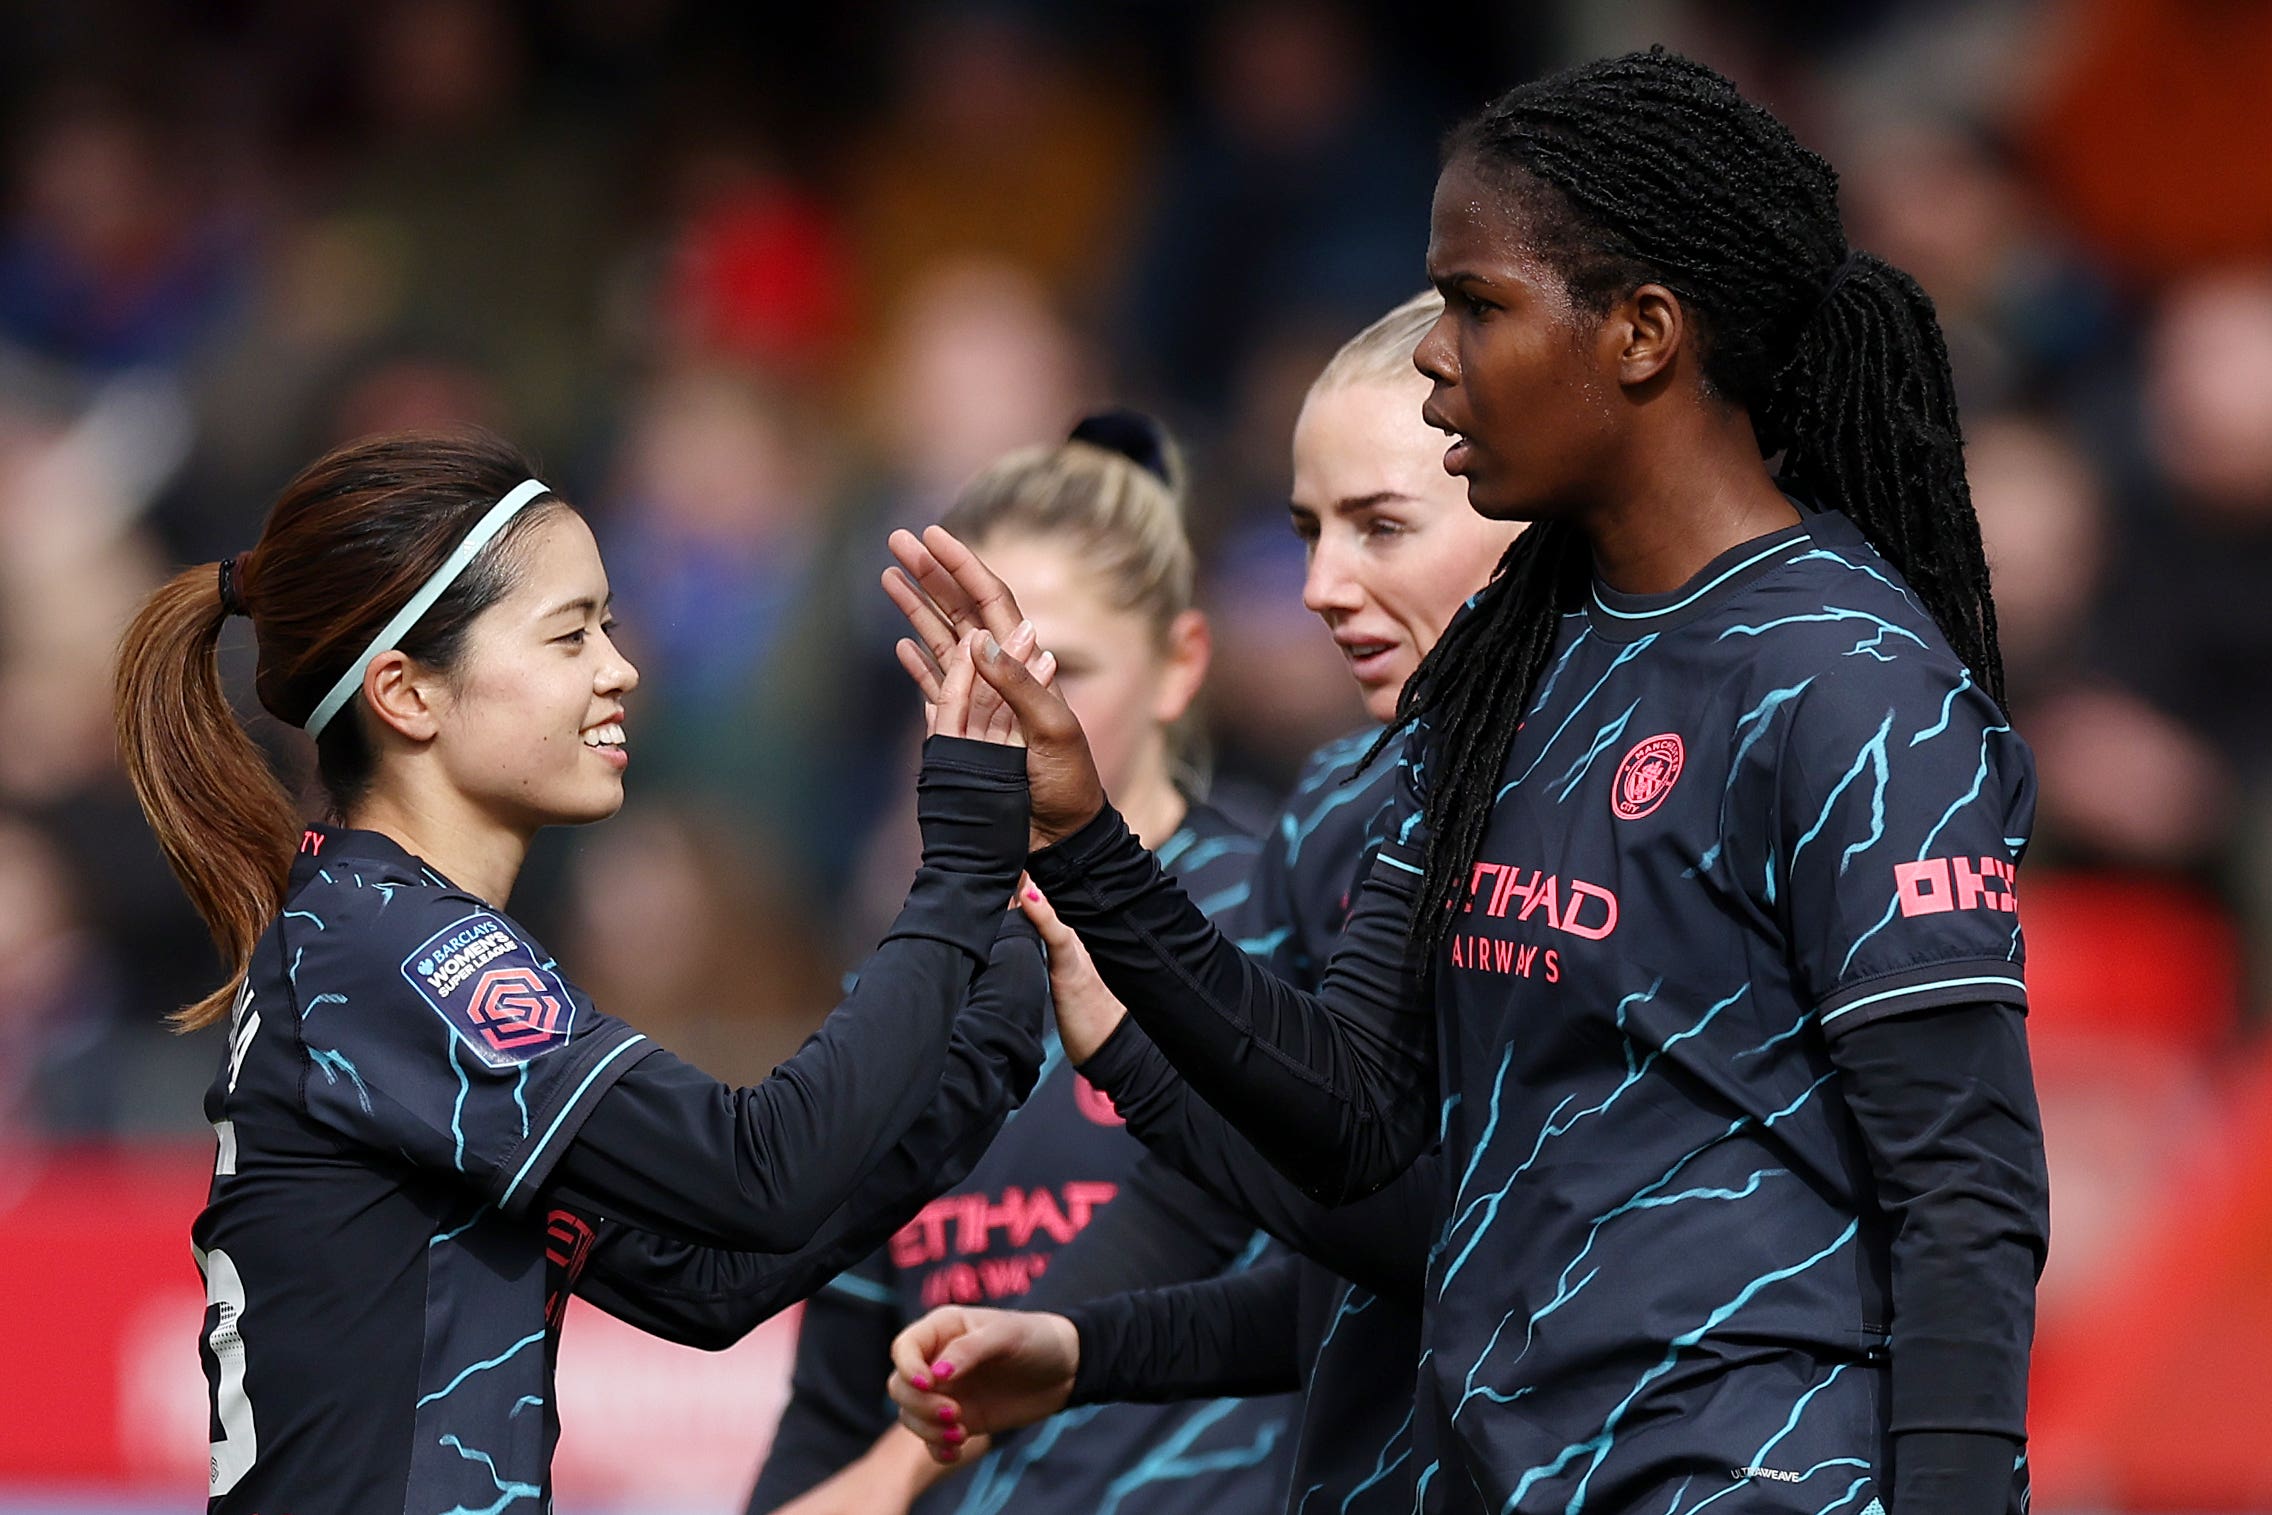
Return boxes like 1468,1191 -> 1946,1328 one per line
924,624 -> 1034,746
884,526 -> 1109,849
886,1305 -> 1081,1465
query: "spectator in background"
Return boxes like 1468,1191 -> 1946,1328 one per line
0,86 -> 252,378
1117,0 -> 1438,417
2056,271 -> 2272,1008
650,142 -> 851,380
596,364 -> 826,784
756,261 -> 1094,933
0,381 -> 217,1062
319,0 -> 619,460
560,805 -> 842,1088
0,816 -> 131,1138
1840,117 -> 2117,411
844,8 -> 1146,312
1967,413 -> 2107,719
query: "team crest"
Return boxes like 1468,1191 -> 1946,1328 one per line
1611,734 -> 1685,820
402,912 -> 576,1066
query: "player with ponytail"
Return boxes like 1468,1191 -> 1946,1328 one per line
114,428 -> 1050,1515
884,51 -> 2047,1515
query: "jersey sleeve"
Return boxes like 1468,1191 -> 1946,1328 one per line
1765,656 -> 2035,1036
280,883 -> 651,1218
1061,1253 -> 1305,1405
1023,730 -> 1436,1204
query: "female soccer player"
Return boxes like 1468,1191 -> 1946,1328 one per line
882,295 -> 1515,1515
888,52 -> 2049,1515
746,414 -> 1292,1515
112,429 -> 1052,1515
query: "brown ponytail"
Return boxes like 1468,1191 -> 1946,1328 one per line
113,564 -> 299,1029
110,427 -> 564,1030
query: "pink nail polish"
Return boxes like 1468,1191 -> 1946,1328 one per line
934,1361 -> 957,1381
1025,887 -> 1042,902
938,1404 -> 957,1424
911,1373 -> 933,1392
944,1425 -> 966,1445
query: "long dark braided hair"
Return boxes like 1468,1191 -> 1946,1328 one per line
1394,49 -> 2003,968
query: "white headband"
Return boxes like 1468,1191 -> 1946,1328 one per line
303,478 -> 552,738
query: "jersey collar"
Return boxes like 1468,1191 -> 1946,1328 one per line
288,824 -> 460,891
1582,509 -> 1823,643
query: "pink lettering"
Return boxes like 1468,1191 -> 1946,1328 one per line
986,1187 -> 1075,1249
1895,859 -> 1955,917
1492,938 -> 1516,973
1466,862 -> 1502,914
1545,949 -> 1561,983
979,1256 -> 1035,1299
891,1199 -> 957,1269
1063,1181 -> 1117,1231
1515,944 -> 1539,977
1561,881 -> 1619,940
1951,856 -> 1988,911
925,1262 -> 983,1307
1516,872 -> 1561,929
953,1193 -> 991,1254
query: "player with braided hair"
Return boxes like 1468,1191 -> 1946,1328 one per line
885,49 -> 2047,1515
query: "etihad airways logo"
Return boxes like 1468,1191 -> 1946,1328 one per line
1460,860 -> 1619,939
1447,856 -> 1621,978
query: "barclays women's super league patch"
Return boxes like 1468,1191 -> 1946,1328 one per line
401,912 -> 575,1068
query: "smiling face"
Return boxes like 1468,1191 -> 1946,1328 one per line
1413,154 -> 1628,522
425,509 -> 640,833
1291,374 -> 1524,722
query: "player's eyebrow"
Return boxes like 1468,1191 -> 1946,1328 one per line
539,592 -> 614,620
1331,491 -> 1413,516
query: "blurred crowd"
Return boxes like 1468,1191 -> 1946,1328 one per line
4,0 -> 2271,1152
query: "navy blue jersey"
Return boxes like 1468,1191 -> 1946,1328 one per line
1027,511 -> 2043,1515
1401,510 -> 2034,1513
1229,728 -> 1397,983
751,801 -> 1295,1515
192,738 -> 1045,1515
194,827 -> 659,1514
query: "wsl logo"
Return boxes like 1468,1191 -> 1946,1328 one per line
1611,733 -> 1684,820
402,912 -> 576,1065
465,967 -> 567,1056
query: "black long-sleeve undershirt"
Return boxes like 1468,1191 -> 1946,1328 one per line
1026,807 -> 1431,1204
556,917 -> 1049,1349
1038,1017 -> 1431,1304
1835,1003 -> 2045,1514
1062,1255 -> 1306,1406
548,736 -> 1028,1256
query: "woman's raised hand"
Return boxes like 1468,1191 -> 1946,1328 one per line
885,526 -> 1107,848
886,1305 -> 1080,1465
927,626 -> 1031,746
1018,883 -> 1128,1063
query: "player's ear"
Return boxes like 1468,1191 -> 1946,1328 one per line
363,651 -> 444,743
1151,610 -> 1212,726
1607,282 -> 1683,390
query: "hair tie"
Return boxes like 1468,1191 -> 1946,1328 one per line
1069,408 -> 1174,487
1807,251 -> 1865,328
217,552 -> 250,618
